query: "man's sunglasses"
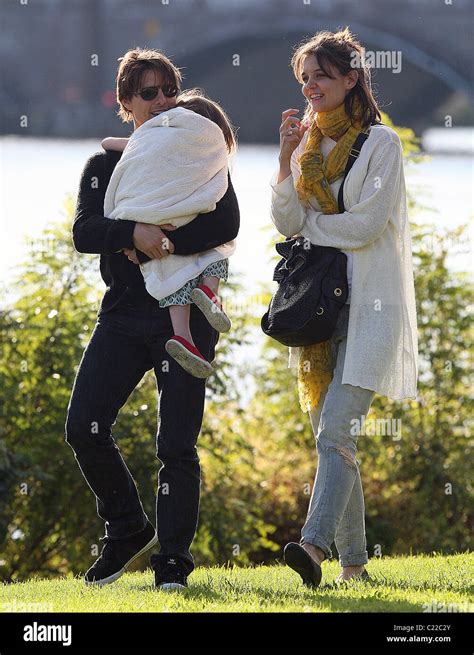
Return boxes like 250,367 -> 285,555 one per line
132,85 -> 179,101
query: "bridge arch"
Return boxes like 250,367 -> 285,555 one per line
171,19 -> 471,141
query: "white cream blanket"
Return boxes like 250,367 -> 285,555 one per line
104,106 -> 235,300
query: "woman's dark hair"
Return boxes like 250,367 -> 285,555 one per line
291,27 -> 382,128
177,88 -> 237,153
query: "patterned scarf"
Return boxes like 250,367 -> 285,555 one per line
295,97 -> 364,413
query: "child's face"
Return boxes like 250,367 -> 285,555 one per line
123,69 -> 178,129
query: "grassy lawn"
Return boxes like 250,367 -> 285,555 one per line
0,554 -> 472,613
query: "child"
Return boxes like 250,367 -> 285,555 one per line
102,91 -> 236,379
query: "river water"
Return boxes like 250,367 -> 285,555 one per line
1,137 -> 472,293
1,136 -> 471,401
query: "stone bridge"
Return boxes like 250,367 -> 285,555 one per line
2,0 -> 472,139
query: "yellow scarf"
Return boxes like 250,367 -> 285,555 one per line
295,98 -> 364,413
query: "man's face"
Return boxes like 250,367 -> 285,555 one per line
122,69 -> 178,129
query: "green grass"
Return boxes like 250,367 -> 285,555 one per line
1,554 -> 472,613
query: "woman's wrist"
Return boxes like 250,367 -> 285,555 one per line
277,158 -> 292,184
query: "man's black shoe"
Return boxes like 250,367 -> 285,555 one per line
154,556 -> 188,591
84,521 -> 157,586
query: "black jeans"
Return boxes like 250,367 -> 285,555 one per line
65,296 -> 219,574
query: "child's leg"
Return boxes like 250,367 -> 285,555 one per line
160,280 -> 213,378
168,303 -> 194,345
201,275 -> 219,294
166,302 -> 214,378
200,275 -> 222,309
191,275 -> 231,333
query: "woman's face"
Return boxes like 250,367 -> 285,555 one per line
301,54 -> 358,113
122,69 -> 178,129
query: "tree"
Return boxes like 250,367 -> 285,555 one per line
0,199 -> 256,580
1,117 -> 470,580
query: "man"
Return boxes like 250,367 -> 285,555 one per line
65,48 -> 239,590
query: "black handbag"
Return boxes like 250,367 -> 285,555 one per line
261,129 -> 371,347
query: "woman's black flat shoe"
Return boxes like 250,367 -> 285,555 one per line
284,542 -> 322,588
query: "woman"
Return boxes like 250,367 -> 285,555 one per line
270,28 -> 418,586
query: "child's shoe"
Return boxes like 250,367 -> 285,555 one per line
165,336 -> 213,378
191,284 -> 231,333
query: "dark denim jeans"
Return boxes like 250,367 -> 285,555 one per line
65,296 -> 219,575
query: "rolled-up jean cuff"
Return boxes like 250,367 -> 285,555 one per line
106,514 -> 149,540
339,551 -> 369,567
300,536 -> 332,561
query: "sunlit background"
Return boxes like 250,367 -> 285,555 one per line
1,0 -> 473,295
1,0 -> 473,582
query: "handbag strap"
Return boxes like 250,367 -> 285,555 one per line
337,122 -> 382,213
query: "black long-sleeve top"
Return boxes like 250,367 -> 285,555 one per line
73,150 -> 240,314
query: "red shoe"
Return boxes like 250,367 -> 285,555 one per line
165,336 -> 213,378
191,284 -> 231,333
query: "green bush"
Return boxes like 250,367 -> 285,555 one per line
0,120 -> 471,580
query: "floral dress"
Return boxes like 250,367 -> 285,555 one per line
158,259 -> 229,307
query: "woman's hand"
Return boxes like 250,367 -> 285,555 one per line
132,223 -> 175,259
277,109 -> 308,183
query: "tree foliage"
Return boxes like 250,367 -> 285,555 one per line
0,122 -> 471,580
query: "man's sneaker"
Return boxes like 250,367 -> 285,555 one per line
191,284 -> 231,333
154,556 -> 188,591
84,521 -> 157,586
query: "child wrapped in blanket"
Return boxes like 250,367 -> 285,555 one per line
102,90 -> 236,379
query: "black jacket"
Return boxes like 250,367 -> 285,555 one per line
73,150 -> 240,314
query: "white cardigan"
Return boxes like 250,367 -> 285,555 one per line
270,124 -> 419,401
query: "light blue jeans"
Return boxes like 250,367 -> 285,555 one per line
300,304 -> 375,567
